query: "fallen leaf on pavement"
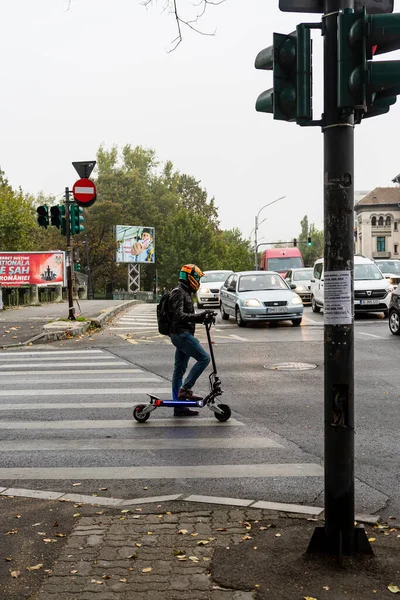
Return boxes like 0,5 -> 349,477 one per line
323,586 -> 330,590
27,564 -> 43,571
189,556 -> 199,562
5,557 -> 12,562
275,533 -> 282,537
121,510 -> 130,514
303,597 -> 318,600
10,571 -> 20,578
142,567 -> 152,573
368,537 -> 376,542
70,570 -> 78,574
55,532 -> 66,537
72,483 -> 81,487
42,538 -> 57,543
178,529 -> 188,535
197,540 -> 209,546
73,513 -> 81,518
96,511 -> 104,515
31,523 -> 42,527
388,584 -> 400,593
135,543 -> 142,547
15,515 -> 21,519
119,578 -> 127,583
91,579 -> 103,584
102,575 -> 112,580
6,529 -> 18,535
216,528 -> 226,531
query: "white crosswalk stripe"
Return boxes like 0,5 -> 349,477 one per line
0,346 -> 323,488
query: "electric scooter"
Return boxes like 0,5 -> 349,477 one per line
133,312 -> 231,423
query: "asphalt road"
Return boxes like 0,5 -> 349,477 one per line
0,303 -> 398,520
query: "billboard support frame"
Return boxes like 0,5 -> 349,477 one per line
128,264 -> 140,293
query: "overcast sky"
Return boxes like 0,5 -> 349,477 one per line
1,0 -> 399,246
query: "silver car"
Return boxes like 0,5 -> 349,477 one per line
196,270 -> 233,309
219,271 -> 303,327
284,267 -> 313,304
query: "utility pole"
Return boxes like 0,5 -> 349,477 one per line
65,187 -> 75,321
254,215 -> 259,270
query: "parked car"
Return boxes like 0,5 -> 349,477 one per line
219,271 -> 303,327
310,255 -> 392,316
284,268 -> 313,304
196,270 -> 233,309
389,285 -> 400,334
374,259 -> 400,287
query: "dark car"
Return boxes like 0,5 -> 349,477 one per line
389,286 -> 400,335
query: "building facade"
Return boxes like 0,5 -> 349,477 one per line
355,187 -> 400,259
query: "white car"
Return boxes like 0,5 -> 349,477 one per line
196,270 -> 233,309
310,255 -> 392,316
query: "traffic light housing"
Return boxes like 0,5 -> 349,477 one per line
50,206 -> 61,228
293,238 -> 298,246
307,236 -> 312,246
37,205 -> 49,228
70,204 -> 85,235
255,24 -> 313,123
338,8 -> 400,120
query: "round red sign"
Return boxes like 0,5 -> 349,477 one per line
72,178 -> 97,206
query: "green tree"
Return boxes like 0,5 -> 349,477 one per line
298,215 -> 324,266
0,170 -> 39,252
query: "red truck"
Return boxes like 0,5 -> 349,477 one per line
259,247 -> 304,276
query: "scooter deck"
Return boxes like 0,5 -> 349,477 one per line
150,399 -> 204,408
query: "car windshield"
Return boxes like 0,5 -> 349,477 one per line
354,263 -> 384,281
267,257 -> 303,271
293,269 -> 313,281
238,274 -> 288,292
375,261 -> 400,274
202,272 -> 232,283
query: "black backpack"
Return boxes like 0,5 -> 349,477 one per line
157,292 -> 171,335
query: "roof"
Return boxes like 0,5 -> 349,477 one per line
355,187 -> 400,207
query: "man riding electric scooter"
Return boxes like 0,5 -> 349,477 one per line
169,264 -> 214,417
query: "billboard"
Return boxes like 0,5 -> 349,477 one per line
0,252 -> 66,287
115,225 -> 155,264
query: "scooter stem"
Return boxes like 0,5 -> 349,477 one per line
205,321 -> 217,374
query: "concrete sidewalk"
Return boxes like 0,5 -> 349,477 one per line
0,299 -> 138,348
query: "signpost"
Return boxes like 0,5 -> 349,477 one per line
72,178 -> 97,207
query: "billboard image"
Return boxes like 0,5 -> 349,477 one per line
0,252 -> 66,287
115,225 -> 155,264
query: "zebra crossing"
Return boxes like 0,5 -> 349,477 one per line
0,347 -> 323,503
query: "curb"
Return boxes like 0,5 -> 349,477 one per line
0,300 -> 139,349
0,486 -> 380,524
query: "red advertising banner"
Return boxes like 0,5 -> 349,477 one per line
0,252 -> 66,287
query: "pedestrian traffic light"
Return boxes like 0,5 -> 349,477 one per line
307,236 -> 312,246
293,238 -> 297,246
338,8 -> 400,119
37,205 -> 49,228
50,206 -> 61,228
70,204 -> 85,235
255,24 -> 313,123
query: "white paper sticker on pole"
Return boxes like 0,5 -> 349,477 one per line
324,270 -> 353,325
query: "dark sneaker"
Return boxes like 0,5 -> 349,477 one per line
177,388 -> 203,400
174,408 -> 199,417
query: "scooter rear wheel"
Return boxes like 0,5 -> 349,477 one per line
133,404 -> 150,423
214,404 -> 231,422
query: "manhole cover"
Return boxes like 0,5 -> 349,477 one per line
265,362 -> 318,371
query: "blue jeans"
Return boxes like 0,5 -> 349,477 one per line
170,332 -> 210,400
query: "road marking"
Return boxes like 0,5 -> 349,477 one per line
0,355 -> 120,362
0,361 -> 129,369
229,334 -> 249,341
357,331 -> 385,339
0,369 -> 143,376
0,376 -> 161,385
0,463 -> 323,479
0,350 -> 104,356
0,437 -> 283,450
0,418 -> 244,429
0,387 -> 171,397
109,326 -> 158,330
0,402 -> 159,410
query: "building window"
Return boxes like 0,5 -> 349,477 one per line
371,216 -> 377,226
378,216 -> 384,226
386,216 -> 391,227
395,245 -> 398,255
377,237 -> 385,252
395,222 -> 398,231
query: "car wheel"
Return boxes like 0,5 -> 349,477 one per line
292,318 -> 302,326
311,296 -> 321,313
389,310 -> 400,335
220,304 -> 229,320
236,306 -> 246,327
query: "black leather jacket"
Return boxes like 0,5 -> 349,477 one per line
168,281 -> 203,335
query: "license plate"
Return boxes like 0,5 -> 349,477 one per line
266,307 -> 288,314
359,299 -> 379,305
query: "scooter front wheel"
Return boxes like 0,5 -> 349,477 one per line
133,404 -> 150,423
214,404 -> 231,422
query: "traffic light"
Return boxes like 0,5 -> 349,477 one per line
307,236 -> 312,246
293,238 -> 298,246
338,8 -> 400,120
70,204 -> 85,235
37,205 -> 49,228
50,206 -> 61,228
255,24 -> 313,123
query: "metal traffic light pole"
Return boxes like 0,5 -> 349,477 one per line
307,0 -> 371,556
64,187 -> 76,321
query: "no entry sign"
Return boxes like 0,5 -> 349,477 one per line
72,178 -> 97,207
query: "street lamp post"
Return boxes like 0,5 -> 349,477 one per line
254,196 -> 286,269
